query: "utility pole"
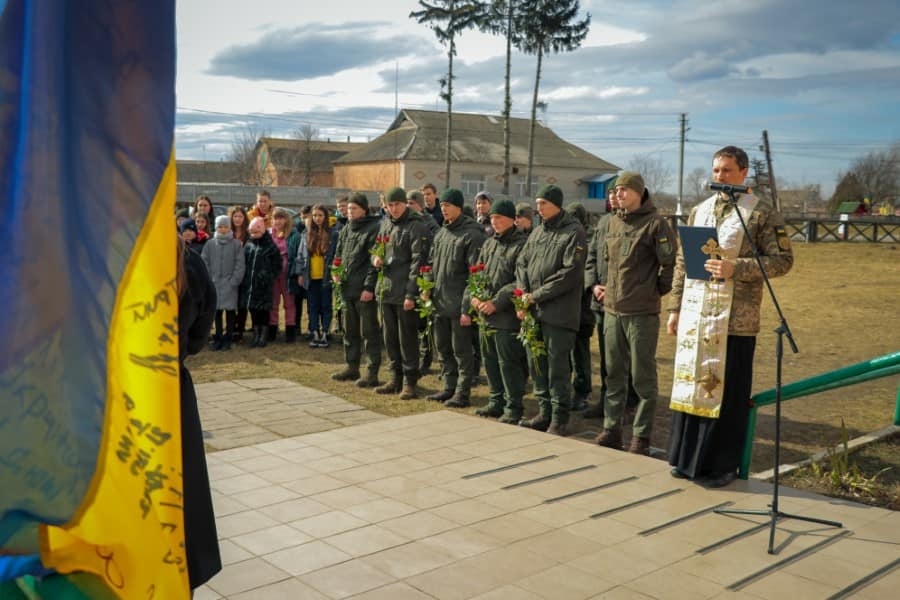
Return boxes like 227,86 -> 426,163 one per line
762,130 -> 780,212
677,113 -> 688,216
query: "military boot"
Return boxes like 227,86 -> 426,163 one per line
595,428 -> 624,450
444,393 -> 470,408
355,369 -> 380,388
375,372 -> 402,395
474,402 -> 504,418
399,374 -> 419,400
331,365 -> 361,382
628,436 -> 651,456
519,410 -> 551,432
498,408 -> 523,425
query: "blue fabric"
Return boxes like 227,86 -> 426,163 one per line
0,0 -> 175,550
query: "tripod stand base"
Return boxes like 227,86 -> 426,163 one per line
715,507 -> 842,554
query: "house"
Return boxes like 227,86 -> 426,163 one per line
255,137 -> 366,187
176,160 -> 244,183
332,109 -> 619,204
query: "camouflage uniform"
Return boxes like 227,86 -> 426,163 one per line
668,194 -> 793,478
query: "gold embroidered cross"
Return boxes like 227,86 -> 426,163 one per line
701,238 -> 723,260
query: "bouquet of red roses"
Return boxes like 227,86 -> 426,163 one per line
369,234 -> 390,301
330,257 -> 346,310
416,265 -> 435,339
512,288 -> 546,374
466,263 -> 490,327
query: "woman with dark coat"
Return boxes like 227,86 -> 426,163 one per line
177,238 -> 222,589
240,216 -> 282,347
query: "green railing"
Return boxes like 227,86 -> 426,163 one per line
740,350 -> 900,479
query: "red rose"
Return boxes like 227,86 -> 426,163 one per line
469,265 -> 477,274
333,258 -> 342,266
513,288 -> 524,297
383,235 -> 390,243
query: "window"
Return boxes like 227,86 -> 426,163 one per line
516,176 -> 541,200
460,173 -> 488,199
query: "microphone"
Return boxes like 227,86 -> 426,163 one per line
709,182 -> 751,194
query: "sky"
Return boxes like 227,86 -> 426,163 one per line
175,0 -> 900,196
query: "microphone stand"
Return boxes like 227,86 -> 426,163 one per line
712,188 -> 841,554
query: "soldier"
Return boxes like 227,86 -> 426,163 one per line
372,187 -> 431,399
516,185 -> 586,436
583,188 -> 640,419
406,189 -> 439,375
330,193 -> 382,388
567,202 -> 595,411
468,200 -> 528,423
424,188 -> 487,407
667,146 -> 793,487
595,172 -> 676,455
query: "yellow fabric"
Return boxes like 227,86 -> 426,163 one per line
310,254 -> 325,280
41,154 -> 189,598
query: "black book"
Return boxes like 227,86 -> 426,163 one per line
678,225 -> 719,280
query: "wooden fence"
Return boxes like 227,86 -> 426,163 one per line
664,216 -> 900,243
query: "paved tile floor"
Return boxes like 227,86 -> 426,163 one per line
195,380 -> 900,599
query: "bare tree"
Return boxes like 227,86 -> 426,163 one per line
851,142 -> 900,204
294,123 -> 320,187
684,166 -> 708,206
627,153 -> 673,194
227,124 -> 268,185
410,0 -> 485,187
477,0 -> 524,196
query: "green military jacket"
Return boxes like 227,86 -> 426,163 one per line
604,196 -> 676,316
428,214 -> 486,318
669,194 -> 794,335
584,212 -> 612,313
516,209 -> 586,332
465,226 -> 527,331
334,214 -> 380,299
378,208 -> 431,304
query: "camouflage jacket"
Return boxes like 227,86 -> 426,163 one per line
669,194 -> 794,335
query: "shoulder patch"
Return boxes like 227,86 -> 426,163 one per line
775,225 -> 791,251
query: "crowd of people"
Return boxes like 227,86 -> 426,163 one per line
180,145 -> 793,490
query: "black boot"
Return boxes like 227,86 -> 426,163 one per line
267,325 -> 278,343
250,326 -> 261,347
257,325 -> 268,348
285,325 -> 297,344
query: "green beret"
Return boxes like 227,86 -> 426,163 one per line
536,184 -> 563,207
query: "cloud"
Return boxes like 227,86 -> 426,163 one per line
667,53 -> 737,82
207,22 -> 426,80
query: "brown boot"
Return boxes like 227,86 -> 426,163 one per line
547,422 -> 569,437
355,370 -> 380,388
474,403 -> 503,418
375,373 -> 402,394
519,414 -> 551,432
595,428 -> 624,450
444,394 -> 470,408
399,375 -> 419,400
628,436 -> 651,456
331,366 -> 360,382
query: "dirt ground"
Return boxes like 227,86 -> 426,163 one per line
189,242 -> 900,495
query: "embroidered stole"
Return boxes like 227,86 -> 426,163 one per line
669,194 -> 758,418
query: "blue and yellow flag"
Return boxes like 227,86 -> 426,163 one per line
0,1 -> 187,598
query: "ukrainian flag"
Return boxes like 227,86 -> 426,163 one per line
0,1 -> 188,598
